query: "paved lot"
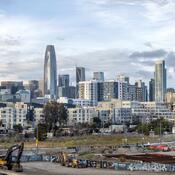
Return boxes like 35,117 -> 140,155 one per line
21,162 -> 174,175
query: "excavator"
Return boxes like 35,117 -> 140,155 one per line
0,142 -> 24,172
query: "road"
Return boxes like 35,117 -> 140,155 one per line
21,162 -> 174,175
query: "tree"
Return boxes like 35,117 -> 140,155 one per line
137,118 -> 173,135
43,101 -> 68,135
13,124 -> 23,133
35,123 -> 47,141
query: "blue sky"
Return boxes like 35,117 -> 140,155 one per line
0,0 -> 175,87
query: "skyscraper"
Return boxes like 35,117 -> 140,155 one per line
93,72 -> 104,81
44,45 -> 57,99
76,67 -> 85,84
149,78 -> 155,101
76,67 -> 85,98
155,60 -> 166,102
58,74 -> 69,87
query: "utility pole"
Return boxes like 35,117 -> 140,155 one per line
36,124 -> 39,154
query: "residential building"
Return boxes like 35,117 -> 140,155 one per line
103,81 -> 118,101
0,102 -> 28,130
118,81 -> 129,100
79,80 -> 98,105
135,80 -> 148,102
15,102 -> 28,128
68,107 -> 97,125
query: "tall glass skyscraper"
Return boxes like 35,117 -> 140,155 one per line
155,60 -> 166,102
76,67 -> 85,84
44,45 -> 57,99
149,78 -> 155,101
76,67 -> 85,98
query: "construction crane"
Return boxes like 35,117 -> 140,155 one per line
0,142 -> 24,172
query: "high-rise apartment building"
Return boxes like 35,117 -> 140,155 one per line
79,80 -> 98,105
44,45 -> 57,99
93,72 -> 104,81
135,80 -> 148,102
155,60 -> 166,102
103,81 -> 118,101
118,82 -> 129,100
149,78 -> 155,101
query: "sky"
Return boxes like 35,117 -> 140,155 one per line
0,0 -> 175,87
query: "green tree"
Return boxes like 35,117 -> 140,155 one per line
91,117 -> 101,130
35,123 -> 47,141
13,124 -> 23,133
137,118 -> 173,135
43,101 -> 68,135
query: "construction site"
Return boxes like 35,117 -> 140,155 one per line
1,139 -> 175,174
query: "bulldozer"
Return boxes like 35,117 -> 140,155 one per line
0,142 -> 24,172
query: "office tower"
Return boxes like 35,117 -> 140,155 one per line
135,80 -> 148,102
103,81 -> 118,101
58,74 -> 69,87
1,81 -> 24,94
79,80 -> 98,105
76,67 -> 85,98
117,74 -> 129,84
149,78 -> 155,101
93,72 -> 104,81
44,45 -> 57,99
76,67 -> 85,83
155,60 -> 166,102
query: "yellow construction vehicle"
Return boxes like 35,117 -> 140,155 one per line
59,152 -> 68,166
0,142 -> 24,172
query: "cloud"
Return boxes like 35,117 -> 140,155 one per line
0,0 -> 175,88
130,49 -> 167,58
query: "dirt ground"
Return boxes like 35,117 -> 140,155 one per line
21,162 -> 174,175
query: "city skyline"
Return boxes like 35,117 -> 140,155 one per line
0,0 -> 175,87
